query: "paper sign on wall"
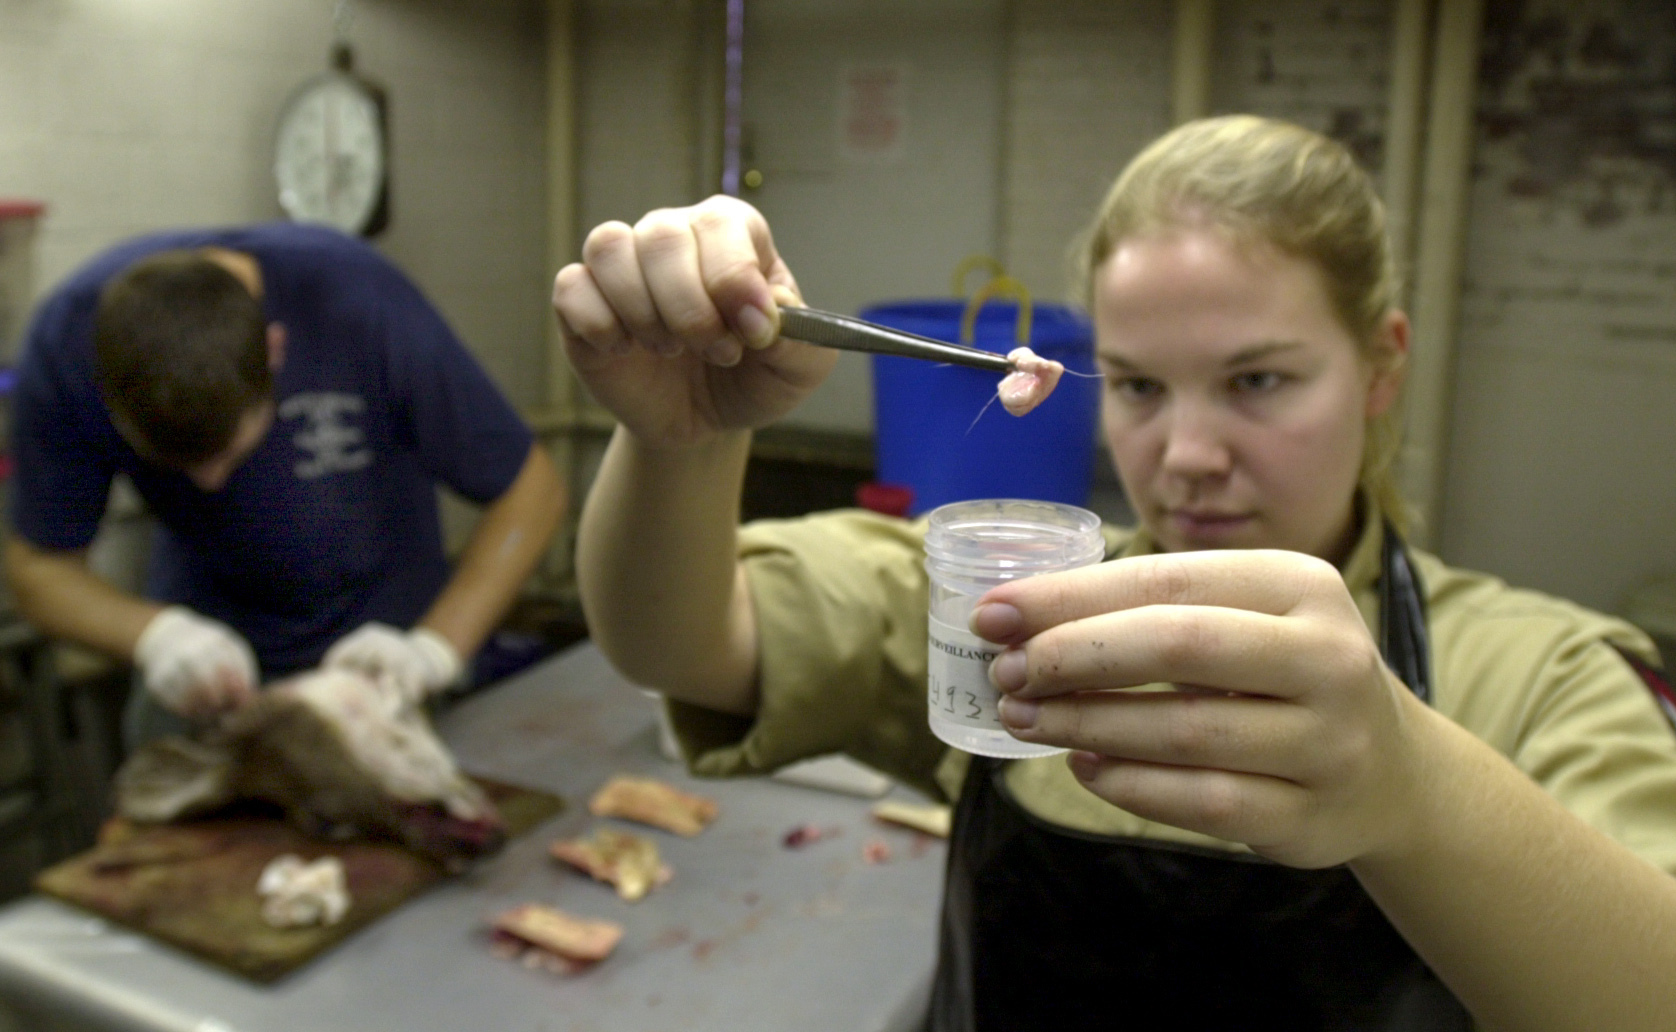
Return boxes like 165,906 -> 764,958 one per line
838,63 -> 909,164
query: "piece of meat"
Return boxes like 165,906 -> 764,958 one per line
588,775 -> 718,837
999,347 -> 1065,416
113,669 -> 506,872
862,839 -> 893,864
492,903 -> 623,964
870,800 -> 952,839
550,828 -> 672,902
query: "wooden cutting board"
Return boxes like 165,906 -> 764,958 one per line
34,777 -> 563,984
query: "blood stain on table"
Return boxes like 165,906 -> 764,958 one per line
689,908 -> 769,963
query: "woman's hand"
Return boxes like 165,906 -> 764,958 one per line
973,549 -> 1437,869
552,195 -> 838,449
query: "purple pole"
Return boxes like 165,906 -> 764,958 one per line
721,0 -> 744,195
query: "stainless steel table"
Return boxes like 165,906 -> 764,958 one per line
0,643 -> 946,1032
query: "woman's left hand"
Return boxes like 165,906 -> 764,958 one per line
974,548 -> 1436,869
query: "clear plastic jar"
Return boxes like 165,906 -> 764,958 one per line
924,499 -> 1105,758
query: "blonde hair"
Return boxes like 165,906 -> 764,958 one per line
1077,115 -> 1408,531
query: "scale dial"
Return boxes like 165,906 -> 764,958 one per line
273,73 -> 387,236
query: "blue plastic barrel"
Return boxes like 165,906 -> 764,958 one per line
863,300 -> 1099,516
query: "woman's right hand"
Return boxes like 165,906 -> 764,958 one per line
552,195 -> 837,448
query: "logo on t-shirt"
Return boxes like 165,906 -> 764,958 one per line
279,392 -> 374,479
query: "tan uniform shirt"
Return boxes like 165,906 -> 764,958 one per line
668,506 -> 1676,874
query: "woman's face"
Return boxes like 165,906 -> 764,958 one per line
1093,227 -> 1403,563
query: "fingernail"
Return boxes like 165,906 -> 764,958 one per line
990,649 -> 1027,692
970,602 -> 1023,641
737,304 -> 777,349
1068,750 -> 1101,782
998,695 -> 1038,730
704,338 -> 742,367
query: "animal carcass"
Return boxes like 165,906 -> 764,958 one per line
113,668 -> 506,871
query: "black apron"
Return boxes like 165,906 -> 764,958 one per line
929,526 -> 1474,1032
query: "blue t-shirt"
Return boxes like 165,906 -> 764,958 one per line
10,223 -> 534,677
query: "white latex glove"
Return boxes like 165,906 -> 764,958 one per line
134,606 -> 259,718
321,622 -> 463,709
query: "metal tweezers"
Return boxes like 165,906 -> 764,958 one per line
778,307 -> 1016,374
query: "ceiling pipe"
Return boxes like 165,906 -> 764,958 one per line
1381,0 -> 1433,309
1401,0 -> 1486,546
543,0 -> 581,584
544,0 -> 578,419
1171,0 -> 1215,125
692,0 -> 732,199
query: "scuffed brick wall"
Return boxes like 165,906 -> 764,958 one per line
1213,0 -> 1393,173
1464,0 -> 1676,356
1446,0 -> 1676,610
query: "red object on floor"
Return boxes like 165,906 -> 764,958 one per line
856,481 -> 914,517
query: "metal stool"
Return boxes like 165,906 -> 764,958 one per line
0,623 -> 73,880
0,621 -> 115,900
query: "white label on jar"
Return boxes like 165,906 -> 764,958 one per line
927,614 -> 1004,730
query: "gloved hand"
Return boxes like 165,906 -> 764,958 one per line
134,606 -> 260,718
321,623 -> 462,709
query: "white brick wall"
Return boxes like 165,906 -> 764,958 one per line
0,0 -> 548,559
999,0 -> 1172,302
0,0 -> 548,411
997,0 -> 1393,302
576,0 -> 708,233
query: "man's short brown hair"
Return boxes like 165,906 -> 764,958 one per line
93,251 -> 272,465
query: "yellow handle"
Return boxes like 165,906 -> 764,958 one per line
950,255 -> 1006,299
961,275 -> 1033,349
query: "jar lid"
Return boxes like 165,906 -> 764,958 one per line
924,498 -> 1104,579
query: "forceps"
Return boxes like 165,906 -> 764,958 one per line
778,307 -> 1017,374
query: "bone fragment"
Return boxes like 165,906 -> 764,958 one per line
492,903 -> 623,964
257,854 -> 350,928
871,800 -> 952,839
588,775 -> 718,837
550,828 -> 672,902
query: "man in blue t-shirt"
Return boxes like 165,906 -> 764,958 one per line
4,223 -> 564,746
